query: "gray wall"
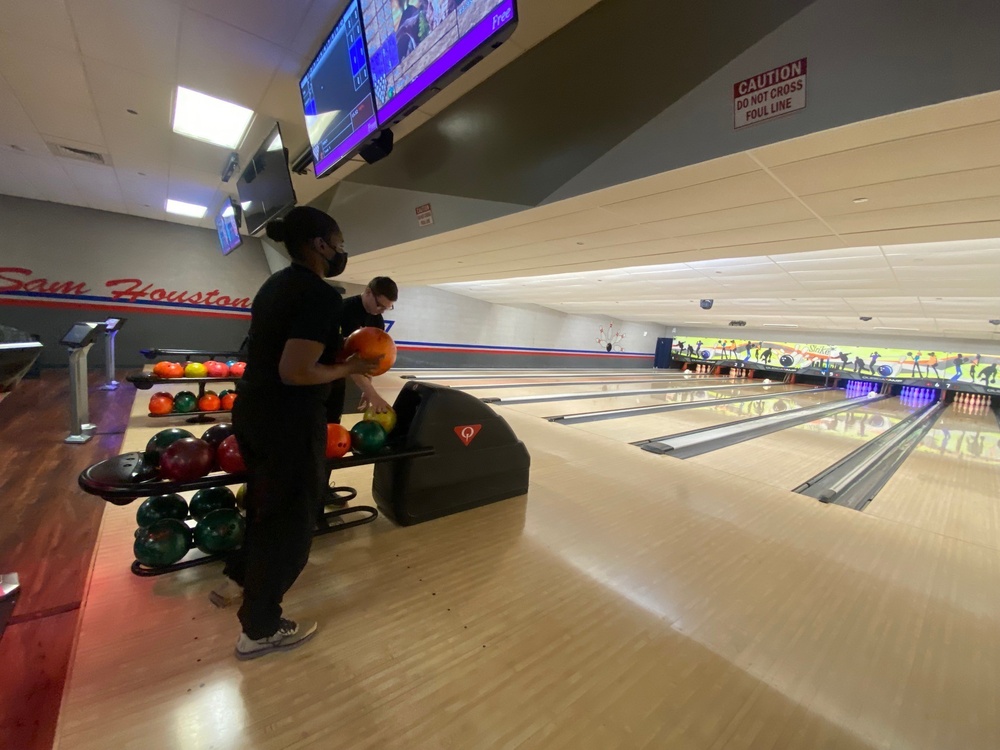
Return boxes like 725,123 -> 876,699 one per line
323,181 -> 530,256
548,0 -> 1000,201
0,195 -> 270,368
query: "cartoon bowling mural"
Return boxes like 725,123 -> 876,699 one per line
671,337 -> 1000,393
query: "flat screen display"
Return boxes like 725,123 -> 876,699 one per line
300,0 -> 379,178
214,197 -> 242,255
60,323 -> 97,347
237,124 -> 298,236
362,0 -> 518,126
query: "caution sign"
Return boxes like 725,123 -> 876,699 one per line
454,424 -> 482,446
415,203 -> 434,227
733,58 -> 807,129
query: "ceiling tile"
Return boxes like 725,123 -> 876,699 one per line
0,0 -> 77,53
601,170 -> 789,223
0,33 -> 105,145
185,0 -> 314,49
68,0 -> 181,80
177,9 -> 286,110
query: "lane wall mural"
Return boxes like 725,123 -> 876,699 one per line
671,336 -> 1000,393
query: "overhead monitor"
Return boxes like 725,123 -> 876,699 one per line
103,317 -> 126,332
300,0 -> 379,178
214,197 -> 243,254
362,0 -> 519,126
237,123 -> 298,236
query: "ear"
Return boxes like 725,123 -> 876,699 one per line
311,236 -> 326,255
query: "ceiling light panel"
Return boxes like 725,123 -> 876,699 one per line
171,86 -> 253,149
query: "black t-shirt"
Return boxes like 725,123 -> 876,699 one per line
340,295 -> 384,338
239,264 -> 343,405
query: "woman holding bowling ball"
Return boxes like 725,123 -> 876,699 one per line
213,206 -> 380,661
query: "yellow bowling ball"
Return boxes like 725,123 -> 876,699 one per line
184,361 -> 208,378
363,405 -> 396,435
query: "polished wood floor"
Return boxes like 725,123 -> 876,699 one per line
54,370 -> 1000,749
0,370 -> 131,750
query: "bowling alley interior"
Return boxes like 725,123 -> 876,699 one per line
2,1 -> 1000,748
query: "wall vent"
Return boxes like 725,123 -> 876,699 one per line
46,141 -> 112,166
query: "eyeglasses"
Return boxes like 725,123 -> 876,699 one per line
368,289 -> 394,311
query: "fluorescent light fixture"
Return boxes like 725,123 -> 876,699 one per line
873,326 -> 919,331
172,86 -> 254,149
763,323 -> 799,328
166,198 -> 207,218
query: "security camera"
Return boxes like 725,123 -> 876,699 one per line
700,299 -> 714,310
221,151 -> 240,182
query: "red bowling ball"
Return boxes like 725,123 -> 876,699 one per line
217,434 -> 246,473
159,438 -> 215,482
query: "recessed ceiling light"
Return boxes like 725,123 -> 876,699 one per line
852,197 -> 869,204
165,198 -> 207,218
172,86 -> 254,149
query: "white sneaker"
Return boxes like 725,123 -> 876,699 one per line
209,578 -> 243,608
235,618 -> 318,661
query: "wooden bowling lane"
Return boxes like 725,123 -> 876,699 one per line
865,404 -> 1000,550
56,393 -> 1000,750
532,386 -> 842,443
687,396 -> 922,489
461,376 -> 736,399
504,382 -> 807,418
394,368 -> 658,380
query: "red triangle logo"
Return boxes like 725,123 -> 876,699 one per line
454,424 -> 482,446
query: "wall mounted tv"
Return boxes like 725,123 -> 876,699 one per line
214,196 -> 243,255
300,0 -> 379,179
237,124 -> 298,236
362,0 -> 519,127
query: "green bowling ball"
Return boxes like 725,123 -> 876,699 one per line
173,392 -> 198,413
193,508 -> 245,554
350,420 -> 387,455
134,518 -> 191,567
189,486 -> 237,520
136,493 -> 188,527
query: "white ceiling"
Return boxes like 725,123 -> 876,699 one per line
2,1 -> 998,343
0,0 -> 601,227
340,91 -> 1000,342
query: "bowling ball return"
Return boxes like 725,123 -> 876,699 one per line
79,380 -> 530,574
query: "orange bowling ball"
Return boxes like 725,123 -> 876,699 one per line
342,327 -> 396,376
325,423 -> 352,459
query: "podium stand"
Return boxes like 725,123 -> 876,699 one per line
99,317 -> 127,391
61,321 -> 104,444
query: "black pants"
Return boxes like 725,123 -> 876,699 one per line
224,395 -> 325,639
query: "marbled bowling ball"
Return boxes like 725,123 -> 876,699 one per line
159,438 -> 215,482
145,428 -> 195,461
136,493 -> 188,527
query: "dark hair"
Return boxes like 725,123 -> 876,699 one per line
265,207 -> 341,261
368,276 -> 398,302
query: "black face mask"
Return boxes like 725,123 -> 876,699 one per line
323,249 -> 348,278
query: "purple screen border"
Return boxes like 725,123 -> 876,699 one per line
314,114 -> 378,178
375,0 -> 516,126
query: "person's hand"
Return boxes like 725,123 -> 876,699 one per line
361,391 -> 391,414
345,353 -> 381,377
